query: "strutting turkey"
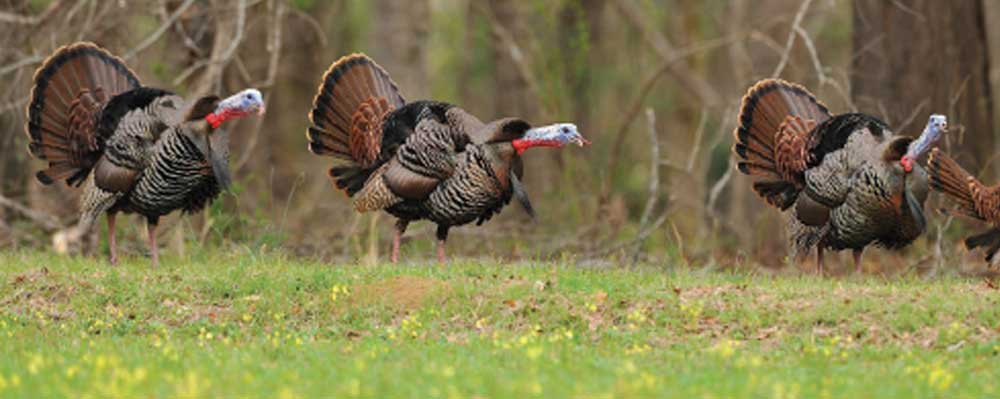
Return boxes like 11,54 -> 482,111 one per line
26,42 -> 265,267
306,53 -> 588,263
928,149 -> 1000,265
732,79 -> 947,273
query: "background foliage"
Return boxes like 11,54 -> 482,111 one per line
1,0 -> 999,274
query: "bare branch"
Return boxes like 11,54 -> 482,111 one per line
628,108 -> 663,263
0,1 -> 62,25
0,55 -> 45,77
771,0 -> 813,78
603,35 -> 738,194
613,0 -> 721,106
289,8 -> 327,48
477,2 -> 551,118
123,0 -> 198,61
0,194 -> 63,232
235,0 -> 285,172
795,25 -> 854,110
687,109 -> 709,172
638,108 -> 660,229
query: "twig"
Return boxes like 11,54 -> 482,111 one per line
933,214 -> 953,271
588,211 -> 670,258
0,1 -> 62,25
0,95 -> 30,113
216,0 -> 247,64
771,0 -> 813,78
477,2 -> 551,118
795,24 -> 854,110
278,172 -> 306,237
603,35 -> 739,200
166,1 -> 206,57
258,0 -> 285,88
707,157 -> 735,216
638,108 -> 660,230
630,108 -> 662,263
194,0 -> 248,95
613,0 -> 721,106
687,108 -> 709,172
896,98 -> 929,134
172,60 -> 208,86
289,8 -> 327,48
891,0 -> 926,21
123,0 -> 198,60
0,55 -> 45,77
235,0 -> 284,172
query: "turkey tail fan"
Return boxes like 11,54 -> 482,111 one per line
307,53 -> 406,196
927,148 -> 983,221
733,79 -> 832,210
964,228 -> 1000,263
25,42 -> 141,186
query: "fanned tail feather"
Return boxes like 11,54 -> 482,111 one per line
25,42 -> 140,186
927,148 -> 982,220
733,78 -> 831,209
307,53 -> 405,196
965,229 -> 1000,263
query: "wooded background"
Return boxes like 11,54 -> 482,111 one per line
1,0 -> 998,272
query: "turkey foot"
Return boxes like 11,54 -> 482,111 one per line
107,213 -> 118,266
391,220 -> 409,264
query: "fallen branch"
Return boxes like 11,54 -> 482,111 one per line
0,194 -> 63,232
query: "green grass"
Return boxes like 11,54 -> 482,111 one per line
1,250 -> 999,397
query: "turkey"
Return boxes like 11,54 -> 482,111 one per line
927,149 -> 1000,265
26,42 -> 265,267
732,79 -> 947,273
306,53 -> 588,263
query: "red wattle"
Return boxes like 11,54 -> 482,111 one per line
205,112 -> 225,129
512,139 -> 562,154
900,156 -> 913,173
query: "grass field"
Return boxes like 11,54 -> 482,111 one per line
2,250 -> 1000,397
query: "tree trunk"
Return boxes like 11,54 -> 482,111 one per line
488,0 -> 534,119
373,0 -> 430,98
852,0 -> 994,172
558,0 -> 605,136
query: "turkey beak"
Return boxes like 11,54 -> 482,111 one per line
568,132 -> 590,147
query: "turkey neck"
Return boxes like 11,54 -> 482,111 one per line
484,142 -> 522,192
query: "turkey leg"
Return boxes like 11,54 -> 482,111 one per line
107,213 -> 118,266
391,220 -> 409,263
435,225 -> 449,263
816,246 -> 824,275
853,249 -> 863,274
147,220 -> 159,268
